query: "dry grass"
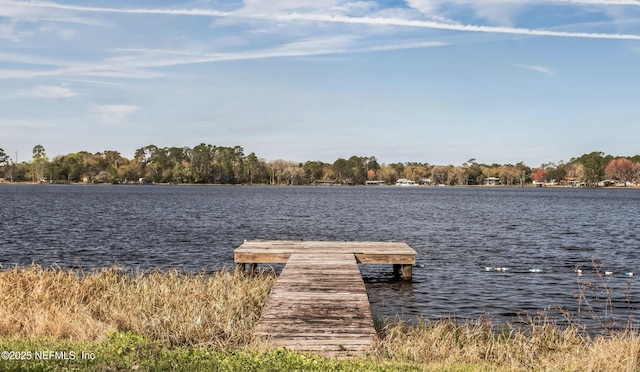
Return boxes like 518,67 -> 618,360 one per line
0,265 -> 276,349
2,265 -> 640,370
370,314 -> 640,371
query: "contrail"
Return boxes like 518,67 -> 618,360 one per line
21,1 -> 640,41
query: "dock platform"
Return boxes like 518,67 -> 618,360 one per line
234,240 -> 417,355
235,240 -> 417,280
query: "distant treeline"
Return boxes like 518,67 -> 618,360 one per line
1,145 -> 639,187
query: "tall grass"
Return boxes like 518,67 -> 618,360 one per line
0,265 -> 276,349
370,314 -> 640,371
2,265 -> 640,371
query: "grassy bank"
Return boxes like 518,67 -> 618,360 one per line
0,265 -> 275,349
1,266 -> 639,371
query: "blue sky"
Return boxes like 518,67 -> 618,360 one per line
1,0 -> 639,166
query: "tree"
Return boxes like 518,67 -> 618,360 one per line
377,165 -> 398,184
103,150 -> 123,183
366,156 -> 380,172
431,166 -> 449,185
0,148 -> 9,166
191,143 -> 213,183
303,160 -> 326,183
0,147 -> 12,181
347,156 -> 368,185
269,159 -> 302,185
31,145 -> 48,182
332,158 -> 348,184
605,158 -> 636,184
532,168 -> 546,183
389,163 -> 405,178
403,164 -> 428,183
575,151 -> 612,186
246,152 -> 260,184
465,159 -> 483,185
33,145 -> 45,158
515,162 -> 530,187
498,165 -> 521,186
450,166 -> 467,186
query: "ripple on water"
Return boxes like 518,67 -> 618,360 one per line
1,185 -> 639,328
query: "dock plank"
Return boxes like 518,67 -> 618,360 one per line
234,240 -> 417,266
254,253 -> 376,356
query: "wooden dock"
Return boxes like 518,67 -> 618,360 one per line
234,240 -> 417,356
235,240 -> 417,280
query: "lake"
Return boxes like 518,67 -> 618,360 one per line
1,184 -> 638,329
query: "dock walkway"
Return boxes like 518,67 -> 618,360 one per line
234,240 -> 417,355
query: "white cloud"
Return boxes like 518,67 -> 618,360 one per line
22,85 -> 77,98
89,104 -> 140,123
21,1 -> 640,40
514,63 -> 554,76
103,36 -> 445,67
0,0 -> 105,26
275,12 -> 640,40
543,0 -> 640,5
0,52 -> 71,67
404,0 -> 640,27
38,23 -> 76,40
362,40 -> 448,52
0,19 -> 32,42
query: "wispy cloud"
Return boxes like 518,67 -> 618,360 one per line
0,35 -> 447,81
2,0 -> 638,85
277,13 -> 640,40
0,19 -> 32,42
514,63 -> 554,76
543,0 -> 640,5
0,0 -> 105,26
89,104 -> 140,123
21,84 -> 77,98
0,52 -> 71,67
38,23 -> 76,40
407,0 -> 640,8
20,1 -> 640,40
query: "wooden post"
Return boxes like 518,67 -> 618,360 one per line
401,264 -> 412,281
236,263 -> 246,272
249,263 -> 257,275
393,264 -> 401,279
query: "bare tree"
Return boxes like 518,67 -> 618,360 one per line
605,158 -> 636,184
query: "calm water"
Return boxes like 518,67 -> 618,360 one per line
1,184 -> 639,328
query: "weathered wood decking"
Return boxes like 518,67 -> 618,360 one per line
234,240 -> 417,356
254,253 -> 375,355
235,240 -> 417,280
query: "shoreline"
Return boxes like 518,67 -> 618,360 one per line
1,181 -> 638,189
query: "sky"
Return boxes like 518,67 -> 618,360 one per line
1,0 -> 639,167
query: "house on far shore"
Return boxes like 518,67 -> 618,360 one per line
564,177 -> 584,187
484,177 -> 500,186
314,180 -> 336,186
365,180 -> 385,186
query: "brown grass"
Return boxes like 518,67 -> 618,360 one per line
2,265 -> 640,370
0,265 -> 276,349
370,314 -> 640,371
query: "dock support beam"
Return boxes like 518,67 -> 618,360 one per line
393,264 -> 413,280
236,263 -> 258,274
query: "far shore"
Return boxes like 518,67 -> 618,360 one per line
1,180 -> 638,189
